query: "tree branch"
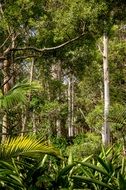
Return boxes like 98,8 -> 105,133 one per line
11,32 -> 85,53
97,44 -> 104,56
1,75 -> 12,88
0,33 -> 13,49
1,33 -> 85,61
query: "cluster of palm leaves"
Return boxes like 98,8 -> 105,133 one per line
0,136 -> 126,190
0,136 -> 61,190
0,81 -> 41,109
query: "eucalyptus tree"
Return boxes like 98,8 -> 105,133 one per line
82,0 -> 126,145
100,0 -> 126,146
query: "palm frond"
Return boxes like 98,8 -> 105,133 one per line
0,81 -> 42,109
0,160 -> 25,189
76,161 -> 110,177
0,136 -> 61,160
71,176 -> 113,189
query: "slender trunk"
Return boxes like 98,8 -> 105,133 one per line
51,61 -> 62,137
32,110 -> 37,134
102,33 -> 110,146
30,58 -> 37,134
56,118 -> 61,137
2,114 -> 8,142
68,75 -> 71,137
29,58 -> 34,84
2,34 -> 16,141
68,73 -> 74,137
3,59 -> 11,93
21,58 -> 35,136
21,109 -> 27,137
1,59 -> 11,142
71,74 -> 74,134
56,61 -> 62,137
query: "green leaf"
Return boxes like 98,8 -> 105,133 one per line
0,136 -> 61,160
97,156 -> 110,173
118,173 -> 126,190
71,176 -> 113,189
57,164 -> 76,182
76,161 -> 110,177
0,81 -> 42,109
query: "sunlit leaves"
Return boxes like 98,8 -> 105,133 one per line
0,135 -> 61,160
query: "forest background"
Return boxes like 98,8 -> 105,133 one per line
0,0 -> 126,189
0,0 -> 126,148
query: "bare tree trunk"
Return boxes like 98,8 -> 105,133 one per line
2,59 -> 11,142
1,33 -> 17,142
32,110 -> 37,134
2,114 -> 8,142
21,58 -> 35,136
30,58 -> 37,134
68,73 -> 74,137
29,58 -> 34,84
102,33 -> 110,146
56,119 -> 61,136
56,61 -> 62,137
71,74 -> 74,134
21,109 -> 27,137
51,61 -> 62,137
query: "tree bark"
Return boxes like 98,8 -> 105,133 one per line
102,33 -> 110,146
56,61 -> 62,137
68,73 -> 74,137
1,59 -> 11,142
51,61 -> 62,137
21,58 -> 35,136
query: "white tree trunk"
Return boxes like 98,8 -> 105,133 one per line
68,73 -> 74,137
51,61 -> 62,137
32,110 -> 37,134
21,58 -> 35,136
102,33 -> 110,146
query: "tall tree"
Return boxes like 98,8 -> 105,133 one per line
102,32 -> 110,145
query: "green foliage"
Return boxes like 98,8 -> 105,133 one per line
0,2 -> 126,189
51,136 -> 68,153
69,145 -> 126,190
0,136 -> 62,189
66,132 -> 101,160
86,103 -> 126,141
0,135 -> 61,160
86,104 -> 103,131
0,137 -> 125,189
0,81 -> 41,109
